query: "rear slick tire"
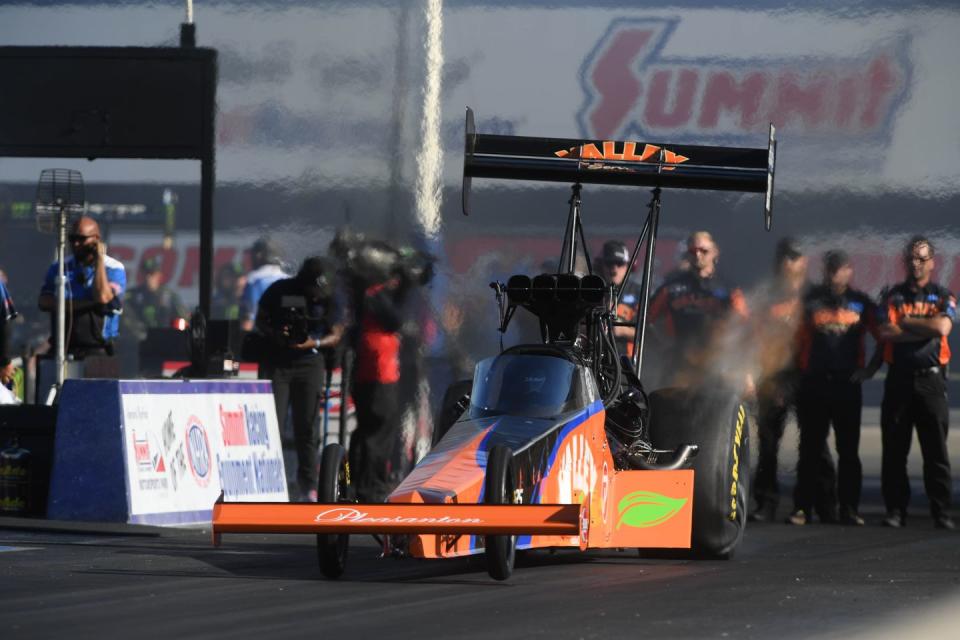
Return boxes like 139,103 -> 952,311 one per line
317,443 -> 351,579
648,386 -> 750,559
484,444 -> 517,580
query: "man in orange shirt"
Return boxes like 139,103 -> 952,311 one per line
877,236 -> 956,529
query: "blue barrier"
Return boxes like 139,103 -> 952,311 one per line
47,379 -> 288,525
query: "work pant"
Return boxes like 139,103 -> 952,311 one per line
881,369 -> 952,517
752,375 -> 795,514
794,373 -> 862,515
350,382 -> 400,503
262,355 -> 325,498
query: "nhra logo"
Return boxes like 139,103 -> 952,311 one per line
578,18 -> 910,142
185,417 -> 212,487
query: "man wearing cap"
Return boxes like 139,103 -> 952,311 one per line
748,237 -> 808,522
241,237 -> 290,331
38,216 -> 126,357
598,240 -> 643,361
648,231 -> 749,385
876,236 -> 955,529
124,256 -> 189,343
787,250 -> 878,526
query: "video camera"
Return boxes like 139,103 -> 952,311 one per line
273,295 -> 314,346
331,230 -> 435,290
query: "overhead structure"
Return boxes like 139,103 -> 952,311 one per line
0,42 -> 218,322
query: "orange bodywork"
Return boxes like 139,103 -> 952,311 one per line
211,401 -> 695,556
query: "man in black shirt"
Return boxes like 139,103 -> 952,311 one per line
598,240 -> 643,362
789,250 -> 878,526
876,236 -> 956,529
648,231 -> 749,386
255,257 -> 345,501
748,237 -> 808,523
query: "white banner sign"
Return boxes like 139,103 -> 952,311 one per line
119,380 -> 288,525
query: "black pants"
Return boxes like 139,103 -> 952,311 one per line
262,355 -> 325,498
794,374 -> 862,515
350,382 -> 400,503
752,375 -> 796,513
881,369 -> 952,517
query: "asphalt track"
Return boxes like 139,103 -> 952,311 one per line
2,409 -> 959,640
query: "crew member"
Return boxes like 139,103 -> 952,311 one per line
241,237 -> 289,331
255,257 -> 344,501
648,230 -> 749,386
350,272 -> 406,503
123,257 -> 189,340
212,262 -> 246,321
748,238 -> 808,523
598,240 -> 642,360
38,216 -> 126,357
788,250 -> 878,526
876,236 -> 955,529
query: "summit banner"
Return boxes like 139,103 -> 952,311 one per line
1,3 -> 957,194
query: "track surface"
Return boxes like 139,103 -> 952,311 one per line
2,411 -> 959,640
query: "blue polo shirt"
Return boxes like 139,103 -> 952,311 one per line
41,255 -> 126,341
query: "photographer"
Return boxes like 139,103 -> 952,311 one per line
255,256 -> 344,501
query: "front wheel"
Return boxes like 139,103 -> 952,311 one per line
317,443 -> 351,578
484,444 -> 517,580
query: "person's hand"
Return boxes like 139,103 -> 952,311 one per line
96,240 -> 106,262
743,374 -> 757,401
293,338 -> 319,350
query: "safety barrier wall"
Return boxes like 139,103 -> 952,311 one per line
47,379 -> 288,525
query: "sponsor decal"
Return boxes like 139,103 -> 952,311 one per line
558,433 -> 597,505
554,140 -> 689,171
579,499 -> 591,550
314,507 -> 483,525
132,429 -> 166,475
185,416 -> 212,488
617,491 -> 688,529
579,18 -> 909,143
220,404 -> 272,447
729,404 -> 746,520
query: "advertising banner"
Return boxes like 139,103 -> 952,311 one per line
119,380 -> 288,525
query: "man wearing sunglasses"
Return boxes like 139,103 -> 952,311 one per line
648,231 -> 749,385
38,216 -> 126,357
876,236 -> 955,529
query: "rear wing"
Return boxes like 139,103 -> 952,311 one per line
462,107 -> 777,230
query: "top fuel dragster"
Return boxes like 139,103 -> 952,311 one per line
213,107 -> 776,580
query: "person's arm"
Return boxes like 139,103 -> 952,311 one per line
90,241 -> 115,305
898,315 -> 952,338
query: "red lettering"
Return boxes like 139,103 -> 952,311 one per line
219,405 -> 248,446
589,29 -> 656,139
860,56 -> 896,129
697,71 -> 766,129
644,69 -> 698,128
110,244 -> 136,268
947,257 -> 960,297
179,247 -> 199,287
773,73 -> 828,129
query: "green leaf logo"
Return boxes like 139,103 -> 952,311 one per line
616,491 -> 688,529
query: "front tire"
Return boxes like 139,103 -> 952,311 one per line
484,444 -> 517,580
647,386 -> 750,559
317,443 -> 351,578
